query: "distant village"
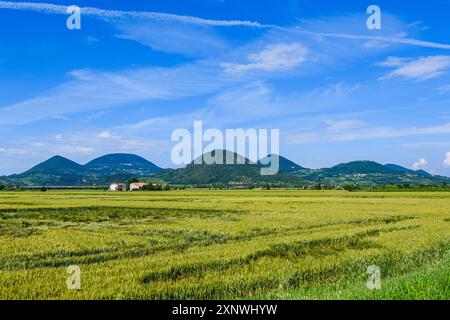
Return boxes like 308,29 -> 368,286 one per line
109,182 -> 170,192
2,182 -> 172,191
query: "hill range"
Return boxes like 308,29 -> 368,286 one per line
1,150 -> 450,188
3,154 -> 162,186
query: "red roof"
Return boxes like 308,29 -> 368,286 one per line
130,183 -> 148,187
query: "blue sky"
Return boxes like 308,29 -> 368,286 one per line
1,0 -> 450,176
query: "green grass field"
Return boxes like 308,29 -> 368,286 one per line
0,190 -> 448,300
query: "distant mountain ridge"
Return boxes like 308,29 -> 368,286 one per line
85,153 -> 162,176
9,156 -> 89,186
326,161 -> 393,175
153,150 -> 307,186
297,160 -> 448,187
149,150 -> 450,187
258,154 -> 305,173
6,153 -> 163,186
2,150 -> 450,187
384,164 -> 431,176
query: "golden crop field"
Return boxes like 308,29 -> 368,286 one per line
0,190 -> 448,300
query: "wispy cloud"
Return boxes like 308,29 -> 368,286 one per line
402,141 -> 450,149
0,147 -> 28,155
376,56 -> 412,67
2,1 -> 450,52
0,64 -> 230,125
324,119 -> 366,132
221,43 -> 308,75
378,55 -> 450,80
438,84 -> 450,93
289,122 -> 450,144
292,29 -> 450,50
115,21 -> 228,57
97,131 -> 118,139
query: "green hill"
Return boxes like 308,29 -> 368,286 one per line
4,151 -> 450,187
10,156 -> 89,186
326,161 -> 393,175
85,153 -> 162,176
384,164 -> 431,176
8,154 -> 163,186
297,161 -> 450,187
0,177 -> 12,186
151,150 -> 308,187
258,154 -> 305,173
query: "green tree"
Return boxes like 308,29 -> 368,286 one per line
127,178 -> 139,185
343,184 -> 361,192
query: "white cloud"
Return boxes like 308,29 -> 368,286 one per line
376,56 -> 412,67
402,142 -> 450,149
75,146 -> 95,154
116,21 -> 228,57
97,131 -> 114,139
289,122 -> 450,145
0,147 -> 28,155
407,21 -> 429,31
443,152 -> 450,167
325,119 -> 366,132
221,43 -> 308,75
379,56 -> 450,81
438,84 -> 450,93
412,158 -> 428,169
0,64 -> 229,125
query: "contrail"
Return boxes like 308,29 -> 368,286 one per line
1,1 -> 450,50
0,1 -> 269,27
293,29 -> 450,50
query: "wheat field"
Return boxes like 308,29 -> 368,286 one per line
0,190 -> 448,300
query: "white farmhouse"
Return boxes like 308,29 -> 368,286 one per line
109,183 -> 127,191
129,182 -> 149,190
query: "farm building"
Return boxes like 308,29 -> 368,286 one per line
108,183 -> 127,191
129,182 -> 149,191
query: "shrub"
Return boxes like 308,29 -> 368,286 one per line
343,184 -> 361,192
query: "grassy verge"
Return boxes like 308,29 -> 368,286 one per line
261,251 -> 450,300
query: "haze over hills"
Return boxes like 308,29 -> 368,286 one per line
1,150 -> 450,187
